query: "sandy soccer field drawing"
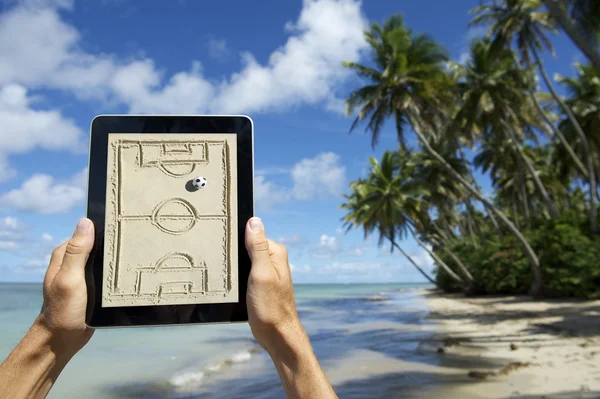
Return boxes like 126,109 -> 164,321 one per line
102,133 -> 238,307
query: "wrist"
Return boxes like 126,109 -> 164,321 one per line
266,319 -> 314,366
33,316 -> 82,362
0,318 -> 73,399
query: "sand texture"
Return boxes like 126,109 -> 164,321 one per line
423,292 -> 600,398
102,133 -> 238,307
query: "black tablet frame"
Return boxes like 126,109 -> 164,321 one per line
85,115 -> 253,327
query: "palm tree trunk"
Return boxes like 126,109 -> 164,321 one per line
410,126 -> 544,297
529,80 -> 589,178
454,212 -> 468,239
464,206 -> 479,248
517,169 -> 531,225
441,214 -> 456,238
466,199 -> 486,244
407,226 -> 464,284
437,242 -> 474,282
529,44 -> 597,232
485,203 -> 504,241
388,239 -> 439,287
432,219 -> 452,241
543,0 -> 600,75
510,51 -> 589,179
502,119 -> 559,217
512,191 -> 521,229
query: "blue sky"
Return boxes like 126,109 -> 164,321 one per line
0,0 -> 583,283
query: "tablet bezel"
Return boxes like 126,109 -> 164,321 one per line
85,115 -> 253,328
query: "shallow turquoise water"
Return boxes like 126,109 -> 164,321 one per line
0,282 -> 432,398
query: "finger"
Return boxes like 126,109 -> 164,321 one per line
59,218 -> 95,277
43,241 -> 68,291
245,217 -> 273,274
268,239 -> 292,281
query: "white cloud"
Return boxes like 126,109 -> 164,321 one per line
0,84 -> 84,181
20,253 -> 51,273
42,233 -> 53,241
312,233 -> 342,258
110,60 -> 217,114
255,152 -> 346,211
322,261 -> 379,272
0,0 -> 367,114
0,4 -> 112,94
3,216 -> 19,229
349,243 -> 364,256
315,261 -> 396,282
0,216 -> 27,251
291,152 -> 345,200
255,166 -> 290,176
0,167 -> 87,213
456,26 -> 488,65
210,0 -> 367,114
409,246 -> 435,273
3,0 -> 73,9
290,263 -> 312,274
208,38 -> 232,62
254,175 -> 292,211
277,233 -> 309,249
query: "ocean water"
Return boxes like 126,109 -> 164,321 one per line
0,283 -> 434,398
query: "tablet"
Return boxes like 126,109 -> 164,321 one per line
85,115 -> 253,328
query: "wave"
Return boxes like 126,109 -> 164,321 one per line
168,348 -> 258,393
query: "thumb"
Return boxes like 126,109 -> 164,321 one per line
60,218 -> 95,276
245,217 -> 271,265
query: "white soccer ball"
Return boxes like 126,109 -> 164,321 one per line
193,176 -> 207,189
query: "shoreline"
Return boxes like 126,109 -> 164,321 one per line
421,290 -> 600,398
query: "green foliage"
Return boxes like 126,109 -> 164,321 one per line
342,6 -> 600,299
436,236 -> 531,295
435,215 -> 600,299
533,216 -> 600,299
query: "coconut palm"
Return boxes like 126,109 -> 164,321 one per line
453,39 -> 559,217
475,137 -> 533,224
406,140 -> 483,247
400,147 -> 476,283
543,0 -> 600,74
555,62 -> 600,204
340,162 -> 439,286
344,15 -> 545,296
340,152 -> 464,287
471,0 -> 597,232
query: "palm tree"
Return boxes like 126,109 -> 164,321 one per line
400,147 -> 477,283
344,15 -> 545,296
474,137 -> 534,224
341,180 -> 439,285
543,0 -> 600,74
407,140 -> 484,248
340,152 -> 464,287
452,39 -> 559,217
471,0 -> 597,232
555,62 -> 600,207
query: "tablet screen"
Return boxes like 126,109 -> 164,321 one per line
103,134 -> 239,308
86,115 -> 252,327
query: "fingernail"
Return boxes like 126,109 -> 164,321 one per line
75,218 -> 91,234
249,217 -> 264,232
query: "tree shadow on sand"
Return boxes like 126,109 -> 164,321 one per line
424,294 -> 600,338
510,391 -> 600,399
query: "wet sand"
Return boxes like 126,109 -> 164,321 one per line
31,284 -> 599,398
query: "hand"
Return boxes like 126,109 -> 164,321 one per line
244,217 -> 337,398
244,217 -> 303,353
37,218 -> 95,355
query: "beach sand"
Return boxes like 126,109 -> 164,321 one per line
102,134 -> 238,307
422,291 -> 600,398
